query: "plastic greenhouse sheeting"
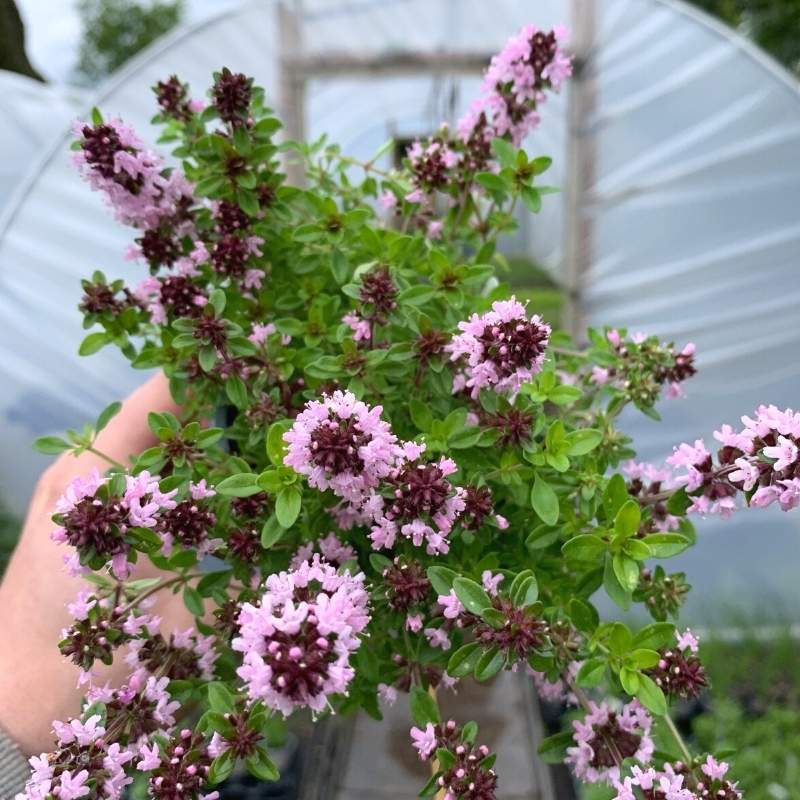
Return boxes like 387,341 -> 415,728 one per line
0,70 -> 84,211
0,0 -> 799,616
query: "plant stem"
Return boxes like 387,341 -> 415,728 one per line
663,712 -> 694,767
552,346 -> 589,359
427,685 -> 446,800
86,446 -> 125,471
119,573 -> 203,615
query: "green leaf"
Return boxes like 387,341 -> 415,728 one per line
537,731 -> 575,764
183,586 -> 204,616
620,666 -> 640,695
435,747 -> 456,772
565,429 -> 603,455
633,622 -> 676,651
568,598 -> 599,633
447,642 -> 482,678
245,747 -> 280,782
369,552 -> 393,573
78,332 -> 109,356
576,658 -> 606,688
475,172 -> 507,193
666,486 -> 691,515
266,420 -> 293,466
642,533 -> 690,558
491,137 -> 516,168
398,285 -> 438,306
526,525 -> 561,550
225,375 -> 249,409
636,674 -> 668,716
531,475 -> 559,525
474,647 -> 504,681
208,749 -> 236,784
623,539 -> 652,561
548,385 -> 582,406
603,474 -> 630,519
409,686 -> 440,726
614,500 -> 641,540
33,436 -> 72,455
275,487 -> 302,528
520,185 -> 541,213
409,399 -> 433,432
603,553 -> 632,610
562,534 -> 606,561
198,345 -> 217,372
453,577 -> 492,616
95,402 -> 122,434
209,288 -> 226,315
631,649 -> 660,669
427,566 -> 458,596
613,552 -> 640,592
513,575 -> 539,607
207,682 -> 236,714
216,472 -> 260,497
260,515 -> 285,548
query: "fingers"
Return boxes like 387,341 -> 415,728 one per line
0,373 -> 193,755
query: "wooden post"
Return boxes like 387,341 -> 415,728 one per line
561,0 -> 597,341
278,0 -> 306,186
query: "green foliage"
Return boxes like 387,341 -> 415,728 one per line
76,0 -> 183,81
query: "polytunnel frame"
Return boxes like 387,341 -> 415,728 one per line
0,0 -> 798,336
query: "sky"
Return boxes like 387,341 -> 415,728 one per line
16,0 -> 234,84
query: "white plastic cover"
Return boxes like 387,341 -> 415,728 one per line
0,70 -> 83,209
1,0 -> 798,615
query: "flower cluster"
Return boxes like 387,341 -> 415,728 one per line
51,470 -> 177,578
233,556 -> 370,715
18,715 -> 133,800
291,531 -> 356,568
73,118 -> 194,232
613,756 -> 741,800
458,24 -> 571,145
369,450 -> 466,555
448,297 -> 551,398
342,266 -> 399,342
141,728 -> 218,800
410,719 -> 498,800
667,404 -> 800,517
566,700 -> 654,785
283,390 -> 399,502
623,461 -> 680,532
644,629 -> 707,701
126,627 -> 218,683
591,330 -> 697,405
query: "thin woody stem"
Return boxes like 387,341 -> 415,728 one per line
427,685 -> 447,800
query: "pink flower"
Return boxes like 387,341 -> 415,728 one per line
378,190 -> 397,210
424,626 -> 451,650
566,700 -> 653,785
189,479 -> 216,500
495,514 -> 509,529
591,366 -> 610,386
675,628 -> 699,654
233,555 -> 370,716
406,613 -> 423,633
410,723 -> 437,760
728,457 -> 759,491
701,755 -> 729,781
763,435 -> 798,472
378,683 -> 398,706
446,297 -> 551,398
136,742 -> 161,771
249,322 -> 276,344
439,590 -> 464,620
343,312 -> 371,341
481,570 -> 504,596
284,391 -> 400,503
426,220 -> 443,240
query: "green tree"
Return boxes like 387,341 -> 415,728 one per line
0,0 -> 44,81
76,0 -> 183,81
690,0 -> 800,73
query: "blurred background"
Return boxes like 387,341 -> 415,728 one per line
1,1 -> 799,798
